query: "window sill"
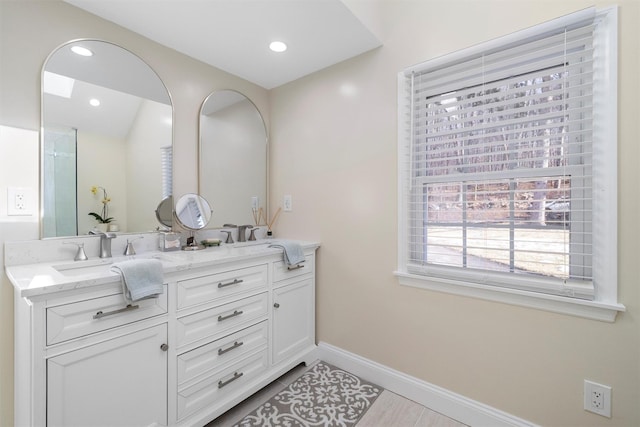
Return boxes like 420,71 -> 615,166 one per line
395,271 -> 625,322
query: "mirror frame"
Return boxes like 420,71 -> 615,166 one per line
40,38 -> 174,238
197,89 -> 268,229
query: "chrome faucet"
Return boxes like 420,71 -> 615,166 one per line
89,229 -> 117,258
238,225 -> 252,242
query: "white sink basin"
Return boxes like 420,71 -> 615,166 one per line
52,253 -> 172,277
53,259 -> 114,277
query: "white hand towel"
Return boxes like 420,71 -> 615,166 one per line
268,240 -> 305,266
111,259 -> 164,302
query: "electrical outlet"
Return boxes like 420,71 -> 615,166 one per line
15,193 -> 25,210
584,380 -> 611,418
283,194 -> 292,212
251,196 -> 259,210
7,187 -> 33,216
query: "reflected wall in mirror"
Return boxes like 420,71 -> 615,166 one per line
42,39 -> 173,238
199,90 -> 267,228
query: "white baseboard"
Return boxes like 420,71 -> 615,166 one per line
315,342 -> 538,427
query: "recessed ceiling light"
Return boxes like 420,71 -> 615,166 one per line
89,98 -> 100,107
269,41 -> 287,53
71,46 -> 93,57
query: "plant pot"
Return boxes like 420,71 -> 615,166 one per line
95,223 -> 109,233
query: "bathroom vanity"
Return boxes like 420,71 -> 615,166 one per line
7,239 -> 318,427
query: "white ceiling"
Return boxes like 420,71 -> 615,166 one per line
64,0 -> 382,89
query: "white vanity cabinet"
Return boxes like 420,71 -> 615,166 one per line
47,323 -> 168,427
14,285 -> 169,427
272,255 -> 315,365
172,261 -> 271,422
9,241 -> 318,427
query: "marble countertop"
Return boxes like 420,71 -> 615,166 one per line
6,240 -> 319,299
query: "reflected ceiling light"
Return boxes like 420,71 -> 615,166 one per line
89,98 -> 100,107
269,41 -> 287,53
71,45 -> 93,57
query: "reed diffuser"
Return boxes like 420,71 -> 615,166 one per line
266,207 -> 282,237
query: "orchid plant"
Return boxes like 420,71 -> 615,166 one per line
89,186 -> 114,224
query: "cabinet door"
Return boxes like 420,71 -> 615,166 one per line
272,278 -> 314,364
47,324 -> 167,427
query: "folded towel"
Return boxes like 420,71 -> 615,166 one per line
111,259 -> 164,302
268,240 -> 306,266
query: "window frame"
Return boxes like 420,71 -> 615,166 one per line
395,6 -> 624,322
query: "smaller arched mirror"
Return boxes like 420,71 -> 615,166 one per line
199,90 -> 267,228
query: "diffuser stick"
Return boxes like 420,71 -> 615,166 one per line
268,207 -> 282,231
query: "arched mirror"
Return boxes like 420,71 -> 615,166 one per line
41,39 -> 173,238
199,90 -> 267,228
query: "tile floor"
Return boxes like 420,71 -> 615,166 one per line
207,360 -> 467,427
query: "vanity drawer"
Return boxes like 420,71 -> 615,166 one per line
177,321 -> 268,386
273,254 -> 314,283
176,264 -> 268,310
46,287 -> 168,345
175,292 -> 268,350
177,349 -> 268,420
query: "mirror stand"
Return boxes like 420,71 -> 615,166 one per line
183,231 -> 204,251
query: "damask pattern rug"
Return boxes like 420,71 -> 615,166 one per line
233,362 -> 382,426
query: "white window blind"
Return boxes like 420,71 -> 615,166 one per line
397,8 -> 615,301
160,145 -> 172,199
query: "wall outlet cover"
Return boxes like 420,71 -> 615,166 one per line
7,187 -> 34,216
584,380 -> 611,418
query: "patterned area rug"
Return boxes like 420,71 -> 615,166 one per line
233,362 -> 382,426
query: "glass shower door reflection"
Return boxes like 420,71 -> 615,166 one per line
43,128 -> 77,237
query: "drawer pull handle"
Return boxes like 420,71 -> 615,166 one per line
218,371 -> 243,389
218,310 -> 243,322
273,303 -> 280,308
287,264 -> 305,271
218,278 -> 243,288
93,304 -> 139,319
218,340 -> 244,355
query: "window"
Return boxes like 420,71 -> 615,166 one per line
396,7 -> 624,321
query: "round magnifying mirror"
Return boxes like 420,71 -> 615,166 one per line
155,196 -> 173,229
174,193 -> 212,231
